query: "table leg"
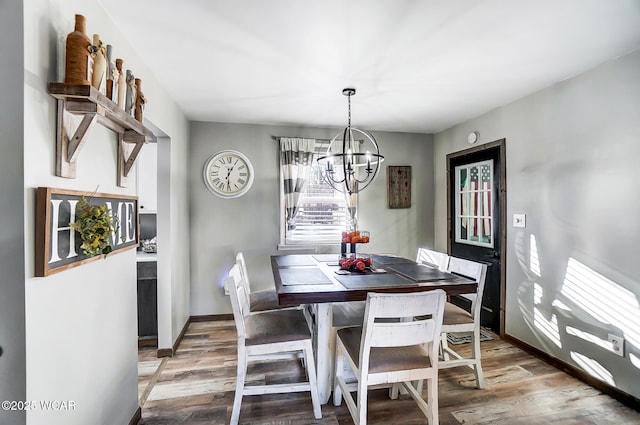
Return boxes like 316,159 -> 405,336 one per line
314,303 -> 333,404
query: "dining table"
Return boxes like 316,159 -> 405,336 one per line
270,253 -> 477,404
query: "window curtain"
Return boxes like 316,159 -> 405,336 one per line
280,138 -> 316,230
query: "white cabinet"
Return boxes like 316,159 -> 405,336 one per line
137,142 -> 157,212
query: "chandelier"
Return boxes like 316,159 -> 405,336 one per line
317,88 -> 384,195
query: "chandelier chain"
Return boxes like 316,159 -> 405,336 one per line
347,92 -> 352,127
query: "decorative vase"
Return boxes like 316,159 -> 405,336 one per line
105,44 -> 115,100
90,34 -> 106,92
125,70 -> 136,115
115,59 -> 125,109
134,78 -> 145,123
64,14 -> 93,85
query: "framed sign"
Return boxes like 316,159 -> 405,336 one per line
35,187 -> 139,277
387,166 -> 411,209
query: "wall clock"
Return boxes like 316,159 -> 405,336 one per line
203,150 -> 255,198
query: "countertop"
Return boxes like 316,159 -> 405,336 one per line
136,251 -> 157,262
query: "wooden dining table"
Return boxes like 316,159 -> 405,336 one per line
270,253 -> 477,404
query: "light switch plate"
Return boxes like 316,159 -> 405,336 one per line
513,213 -> 526,228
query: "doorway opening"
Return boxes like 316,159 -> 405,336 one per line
446,139 -> 506,335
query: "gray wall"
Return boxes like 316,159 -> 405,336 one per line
19,1 -> 191,424
189,122 -> 434,315
0,1 -> 26,424
434,49 -> 640,399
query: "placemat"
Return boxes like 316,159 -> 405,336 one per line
371,255 -> 416,265
275,255 -> 317,267
312,254 -> 339,263
334,272 -> 415,289
279,267 -> 333,286
387,263 -> 455,282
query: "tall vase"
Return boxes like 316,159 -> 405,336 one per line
105,44 -> 115,100
125,70 -> 136,115
116,59 -> 125,109
90,34 -> 106,92
64,14 -> 92,85
134,78 -> 145,123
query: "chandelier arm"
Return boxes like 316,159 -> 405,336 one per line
314,88 -> 384,196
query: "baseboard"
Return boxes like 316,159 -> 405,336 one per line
128,406 -> 141,425
156,317 -> 192,358
504,333 -> 640,411
190,313 -> 233,322
138,336 -> 157,349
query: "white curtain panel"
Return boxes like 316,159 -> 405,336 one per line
279,138 -> 316,230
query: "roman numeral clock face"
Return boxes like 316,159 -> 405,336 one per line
203,150 -> 255,198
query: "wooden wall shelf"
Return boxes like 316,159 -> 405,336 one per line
48,83 -> 154,187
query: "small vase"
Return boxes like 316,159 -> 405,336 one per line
90,34 -> 106,92
115,59 -> 125,109
64,14 -> 93,85
105,44 -> 115,100
124,70 -> 136,115
134,78 -> 145,123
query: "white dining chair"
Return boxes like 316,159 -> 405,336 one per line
439,256 -> 488,389
334,290 -> 447,425
236,252 -> 290,312
226,263 -> 322,424
416,247 -> 450,271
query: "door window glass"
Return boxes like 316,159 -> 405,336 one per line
454,160 -> 493,247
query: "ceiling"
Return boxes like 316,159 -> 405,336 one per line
98,0 -> 640,134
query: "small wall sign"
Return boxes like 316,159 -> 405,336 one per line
387,166 -> 411,209
35,187 -> 139,276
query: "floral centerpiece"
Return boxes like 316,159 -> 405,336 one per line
70,196 -> 119,257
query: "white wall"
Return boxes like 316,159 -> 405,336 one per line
0,1 -> 27,424
188,122 -> 433,315
434,50 -> 640,400
22,1 -> 190,424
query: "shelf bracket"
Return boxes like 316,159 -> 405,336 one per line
55,99 -> 98,178
118,131 -> 148,187
49,83 -> 155,185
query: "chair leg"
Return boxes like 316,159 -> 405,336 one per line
389,383 -> 400,399
230,348 -> 247,425
357,378 -> 368,425
425,377 -> 439,425
304,340 -> 322,419
333,343 -> 344,406
472,329 -> 485,389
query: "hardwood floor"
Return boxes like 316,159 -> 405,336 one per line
138,320 -> 640,425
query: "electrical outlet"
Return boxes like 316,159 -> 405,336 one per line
608,334 -> 624,356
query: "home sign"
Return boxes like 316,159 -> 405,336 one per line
35,187 -> 139,276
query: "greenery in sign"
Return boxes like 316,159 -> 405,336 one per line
70,196 -> 120,257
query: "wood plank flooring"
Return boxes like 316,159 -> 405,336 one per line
138,321 -> 640,425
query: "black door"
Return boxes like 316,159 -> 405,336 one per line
447,140 -> 505,334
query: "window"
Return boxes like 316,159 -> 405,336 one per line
280,140 -> 348,246
454,159 -> 494,248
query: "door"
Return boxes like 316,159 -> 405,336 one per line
447,139 -> 506,334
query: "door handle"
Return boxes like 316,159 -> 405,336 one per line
492,250 -> 500,259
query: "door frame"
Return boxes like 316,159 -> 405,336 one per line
446,138 -> 507,337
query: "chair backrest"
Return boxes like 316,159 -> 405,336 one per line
447,256 -> 488,320
235,252 -> 252,294
226,263 -> 251,340
359,290 -> 446,370
416,247 -> 450,271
